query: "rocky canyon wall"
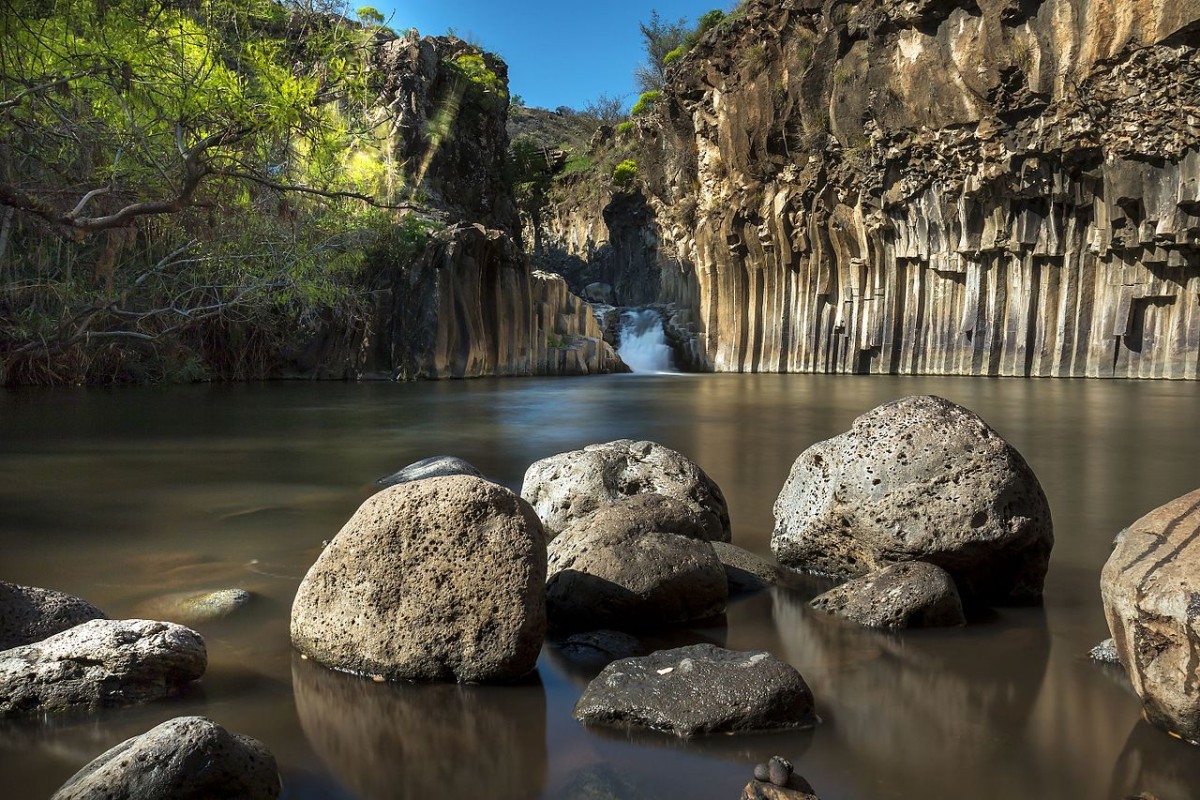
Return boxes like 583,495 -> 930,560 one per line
324,32 -> 622,380
542,0 -> 1200,378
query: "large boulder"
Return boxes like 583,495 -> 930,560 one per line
0,619 -> 206,718
1102,487 -> 1200,743
376,455 -> 484,488
0,581 -> 106,650
771,395 -> 1052,605
291,475 -> 547,682
574,644 -> 815,737
809,561 -> 966,629
51,716 -> 279,799
522,440 -> 731,541
546,514 -> 727,632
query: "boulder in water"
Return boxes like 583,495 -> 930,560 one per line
809,561 -> 966,629
1102,488 -> 1200,743
133,588 -> 252,625
376,455 -> 484,488
0,581 -> 106,650
291,475 -> 547,682
0,619 -> 206,718
522,439 -> 731,541
771,395 -> 1053,605
51,716 -> 279,800
573,644 -> 816,737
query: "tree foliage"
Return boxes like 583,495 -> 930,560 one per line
0,0 -> 418,384
634,10 -> 690,93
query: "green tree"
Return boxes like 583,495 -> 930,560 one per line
634,10 -> 689,92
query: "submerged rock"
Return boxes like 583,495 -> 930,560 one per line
375,455 -> 484,488
556,630 -> 642,667
134,588 -> 252,625
0,619 -> 206,718
1102,487 -> 1200,743
0,582 -> 106,650
772,395 -> 1053,605
546,517 -> 727,632
573,644 -> 815,737
51,716 -> 279,800
291,475 -> 547,682
809,562 -> 966,629
521,439 -> 731,541
711,542 -> 786,595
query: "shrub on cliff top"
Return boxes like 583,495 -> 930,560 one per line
631,91 -> 661,117
612,159 -> 639,188
616,121 -> 634,135
450,52 -> 507,103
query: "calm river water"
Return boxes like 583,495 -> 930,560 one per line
2,374 -> 1200,799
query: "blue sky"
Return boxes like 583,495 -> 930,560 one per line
373,1 -> 732,110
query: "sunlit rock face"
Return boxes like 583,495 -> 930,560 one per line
540,0 -> 1200,378
305,34 -> 624,380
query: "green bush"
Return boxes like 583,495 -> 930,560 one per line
631,90 -> 661,116
663,45 -> 686,67
697,9 -> 725,35
450,53 -> 507,102
612,159 -> 639,188
616,121 -> 634,135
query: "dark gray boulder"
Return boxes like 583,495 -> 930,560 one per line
291,475 -> 547,682
546,516 -> 727,632
771,395 -> 1053,605
376,455 -> 484,488
573,644 -> 815,737
711,542 -> 786,595
556,630 -> 642,667
0,619 -> 206,718
51,716 -> 279,799
1102,487 -> 1200,743
522,439 -> 731,541
809,561 -> 966,629
0,581 -> 106,650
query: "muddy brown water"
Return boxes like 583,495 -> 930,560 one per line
2,375 -> 1199,799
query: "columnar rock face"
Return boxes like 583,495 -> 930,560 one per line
772,395 -> 1053,604
0,582 -> 105,650
540,0 -> 1200,379
531,270 -> 627,375
51,716 -> 279,800
1102,488 -> 1200,744
290,476 -> 547,682
0,619 -> 207,717
521,440 -> 732,541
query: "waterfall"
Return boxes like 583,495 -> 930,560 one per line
617,309 -> 674,373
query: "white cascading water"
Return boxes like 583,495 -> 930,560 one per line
617,308 -> 674,373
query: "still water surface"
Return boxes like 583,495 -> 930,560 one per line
2,374 -> 1200,799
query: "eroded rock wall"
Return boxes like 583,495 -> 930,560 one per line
545,0 -> 1200,378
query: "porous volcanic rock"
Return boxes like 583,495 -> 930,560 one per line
809,561 -> 965,629
376,455 -> 484,488
546,517 -> 727,632
522,439 -> 731,541
0,619 -> 206,718
1102,488 -> 1200,743
573,644 -> 815,737
290,475 -> 547,682
711,542 -> 787,595
51,716 -> 279,800
772,395 -> 1052,605
0,581 -> 106,650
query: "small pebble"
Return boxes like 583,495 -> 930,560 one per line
753,763 -> 770,782
768,756 -> 793,787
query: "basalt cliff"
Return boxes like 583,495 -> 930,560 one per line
538,0 -> 1200,378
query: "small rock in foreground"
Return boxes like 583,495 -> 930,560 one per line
573,644 -> 815,737
809,562 -> 966,629
375,455 -> 484,488
0,618 -> 206,718
51,716 -> 279,800
1090,638 -> 1121,665
741,776 -> 819,800
134,588 -> 252,625
0,581 -> 106,650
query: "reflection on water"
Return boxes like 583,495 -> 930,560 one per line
1,375 -> 1199,798
292,656 -> 547,800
